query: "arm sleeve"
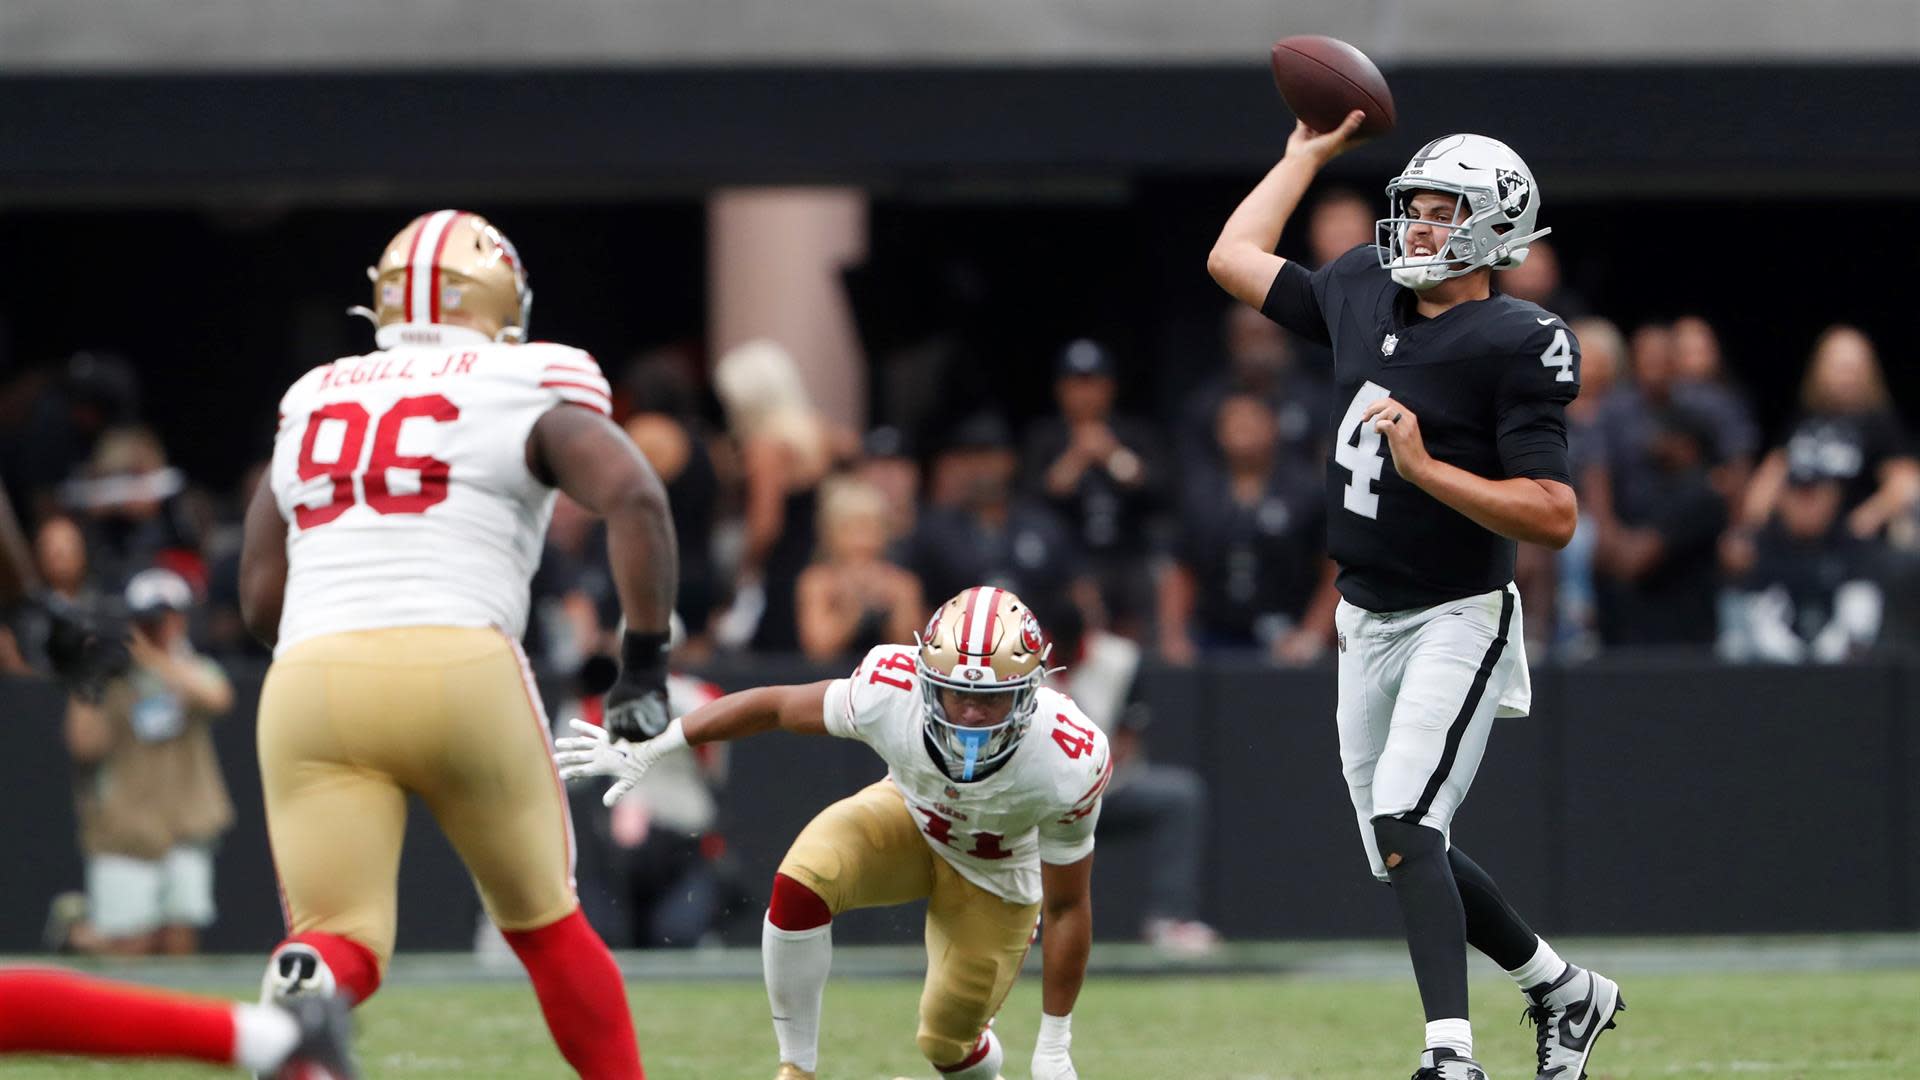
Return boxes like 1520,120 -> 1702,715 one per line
1037,717 -> 1112,865
1259,261 -> 1331,346
524,344 -> 613,417
1496,322 -> 1582,483
821,643 -> 920,741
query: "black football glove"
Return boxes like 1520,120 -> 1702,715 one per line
38,594 -> 128,700
603,630 -> 672,742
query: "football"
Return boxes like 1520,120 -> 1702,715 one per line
1269,34 -> 1396,137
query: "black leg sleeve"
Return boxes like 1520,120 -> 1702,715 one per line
1448,845 -> 1541,971
1373,816 -> 1470,1022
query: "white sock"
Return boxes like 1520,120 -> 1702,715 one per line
1506,936 -> 1567,991
763,915 -> 832,1072
230,1003 -> 302,1072
938,1028 -> 1003,1079
1425,1018 -> 1472,1058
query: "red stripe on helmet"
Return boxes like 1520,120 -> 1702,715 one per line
400,215 -> 429,321
428,211 -> 466,324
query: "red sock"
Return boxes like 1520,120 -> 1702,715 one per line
0,969 -> 236,1063
503,908 -> 644,1079
767,872 -> 832,931
282,931 -> 383,1005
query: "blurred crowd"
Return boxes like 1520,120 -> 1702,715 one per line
2,197 -> 1918,679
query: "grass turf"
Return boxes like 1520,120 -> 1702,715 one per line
9,969 -> 1915,1078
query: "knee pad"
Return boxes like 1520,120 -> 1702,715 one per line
1371,816 -> 1446,876
922,1026 -> 1002,1078
767,872 -> 833,932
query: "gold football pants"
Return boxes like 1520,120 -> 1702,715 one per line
257,626 -> 576,971
778,779 -> 1040,1067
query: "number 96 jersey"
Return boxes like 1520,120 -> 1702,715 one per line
267,327 -> 613,653
822,643 -> 1112,906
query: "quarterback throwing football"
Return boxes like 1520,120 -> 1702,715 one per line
559,586 -> 1108,1080
241,210 -> 677,1078
1208,114 -> 1623,1080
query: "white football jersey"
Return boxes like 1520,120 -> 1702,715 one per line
268,323 -> 612,653
822,643 -> 1112,906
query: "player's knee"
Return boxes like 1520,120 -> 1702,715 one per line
767,872 -> 833,932
1371,815 -> 1445,876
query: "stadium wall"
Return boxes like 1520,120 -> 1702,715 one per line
3,65 -> 1917,203
1,658 -> 1913,953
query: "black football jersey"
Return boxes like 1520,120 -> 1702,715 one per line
1262,244 -> 1580,612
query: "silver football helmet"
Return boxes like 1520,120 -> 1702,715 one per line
1376,134 -> 1550,291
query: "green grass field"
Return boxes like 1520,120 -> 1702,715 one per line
10,966 -> 1917,1079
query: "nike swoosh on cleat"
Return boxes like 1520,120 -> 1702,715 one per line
1559,981 -> 1600,1049
1536,317 -> 1557,325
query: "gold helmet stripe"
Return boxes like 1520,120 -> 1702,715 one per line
406,210 -> 461,323
960,585 -> 1000,662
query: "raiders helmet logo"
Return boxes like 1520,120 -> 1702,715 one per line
1381,333 -> 1399,357
1496,169 -> 1530,219
1020,611 -> 1044,654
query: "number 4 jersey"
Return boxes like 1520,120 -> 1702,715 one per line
1261,243 -> 1582,613
267,326 -> 612,653
823,643 -> 1112,906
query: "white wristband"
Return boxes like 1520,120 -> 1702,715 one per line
652,716 -> 689,753
1038,1012 -> 1072,1042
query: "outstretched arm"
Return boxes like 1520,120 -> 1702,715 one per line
1207,111 -> 1367,309
554,681 -> 833,806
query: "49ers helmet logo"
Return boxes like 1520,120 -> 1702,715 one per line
1020,611 -> 1044,654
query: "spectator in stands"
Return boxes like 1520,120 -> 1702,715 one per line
60,568 -> 234,956
1591,404 -> 1728,647
853,425 -> 921,554
1179,303 -> 1331,478
8,515 -> 99,672
1728,325 -> 1918,552
0,351 -> 141,524
1671,315 -> 1760,498
64,426 -> 199,595
1022,339 -> 1161,635
528,494 -> 619,677
1159,393 -> 1331,664
907,411 -> 1100,634
1306,186 -> 1373,267
1719,454 -> 1885,663
795,476 -> 924,661
1496,240 -> 1592,320
623,352 -> 722,645
711,340 -> 834,653
1554,317 -> 1625,658
1045,604 -> 1219,955
603,671 -> 744,948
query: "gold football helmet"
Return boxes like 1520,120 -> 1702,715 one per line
356,210 -> 531,342
917,586 -> 1050,781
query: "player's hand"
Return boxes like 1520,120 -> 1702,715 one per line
554,717 -> 687,807
604,629 -> 672,741
1284,110 -> 1367,167
1031,1012 -> 1077,1080
1361,396 -> 1433,485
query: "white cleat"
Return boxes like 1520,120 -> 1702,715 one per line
1411,1048 -> 1488,1079
1522,964 -> 1624,1080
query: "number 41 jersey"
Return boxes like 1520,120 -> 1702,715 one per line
1262,244 -> 1582,613
267,326 -> 613,654
823,643 -> 1113,906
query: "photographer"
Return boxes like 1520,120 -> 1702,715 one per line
63,568 -> 234,956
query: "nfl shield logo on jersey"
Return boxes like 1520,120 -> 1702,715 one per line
1381,334 -> 1399,357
